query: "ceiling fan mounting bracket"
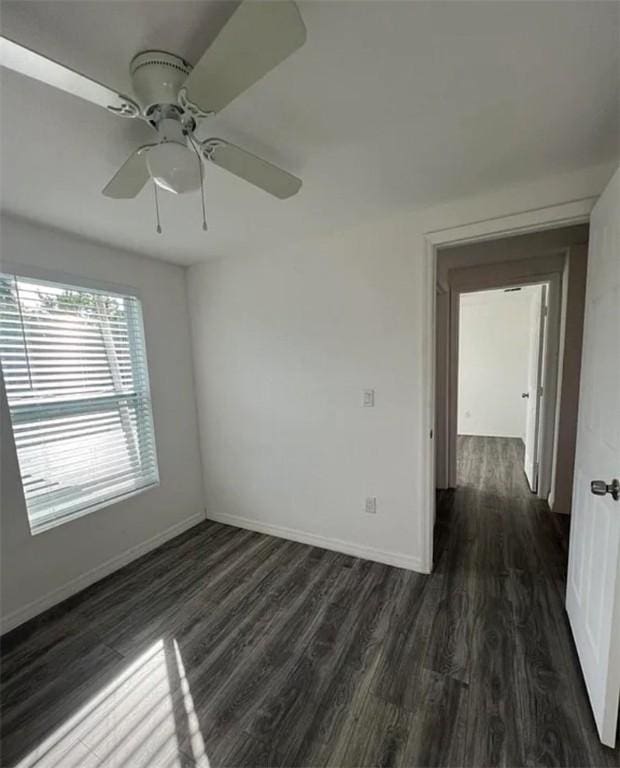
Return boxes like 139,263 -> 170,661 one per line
130,51 -> 192,115
177,88 -> 214,121
200,138 -> 225,162
106,98 -> 140,118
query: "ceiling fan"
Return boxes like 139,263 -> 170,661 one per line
0,0 -> 306,230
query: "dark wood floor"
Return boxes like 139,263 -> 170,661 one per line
1,436 -> 619,767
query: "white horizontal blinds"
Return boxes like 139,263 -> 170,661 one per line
0,274 -> 159,532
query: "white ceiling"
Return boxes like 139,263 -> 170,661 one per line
1,1 -> 618,265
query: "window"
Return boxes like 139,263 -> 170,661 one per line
0,273 -> 159,533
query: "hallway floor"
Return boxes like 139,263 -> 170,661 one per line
1,436 -> 618,766
441,435 -> 618,766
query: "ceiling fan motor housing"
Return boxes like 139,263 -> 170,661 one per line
130,51 -> 192,115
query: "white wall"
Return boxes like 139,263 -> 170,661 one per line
187,162 -> 614,573
457,287 -> 538,438
188,226 -> 424,570
0,214 -> 205,632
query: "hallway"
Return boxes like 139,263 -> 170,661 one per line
434,435 -> 618,766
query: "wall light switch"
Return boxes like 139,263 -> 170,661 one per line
365,496 -> 377,514
363,389 -> 375,407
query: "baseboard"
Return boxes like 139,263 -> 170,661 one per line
207,511 -> 427,573
0,512 -> 205,635
458,432 -> 526,441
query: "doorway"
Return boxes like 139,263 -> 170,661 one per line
456,283 -> 549,493
434,224 -> 588,515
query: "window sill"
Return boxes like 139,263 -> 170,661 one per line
29,481 -> 160,536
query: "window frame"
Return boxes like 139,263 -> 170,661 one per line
0,264 -> 160,534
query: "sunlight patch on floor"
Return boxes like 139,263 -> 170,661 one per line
18,639 -> 209,768
174,639 -> 209,768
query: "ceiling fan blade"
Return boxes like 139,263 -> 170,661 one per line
180,0 -> 306,116
0,36 -> 140,117
202,139 -> 302,199
102,146 -> 155,199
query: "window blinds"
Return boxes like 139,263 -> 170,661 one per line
0,274 -> 159,533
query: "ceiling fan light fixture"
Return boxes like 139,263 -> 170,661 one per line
146,141 -> 201,194
0,0 -> 307,209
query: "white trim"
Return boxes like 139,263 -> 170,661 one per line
0,512 -> 205,635
424,198 -> 594,246
0,259 -> 144,301
422,237 -> 437,573
31,481 -> 161,536
422,197 -> 596,573
207,511 -> 427,573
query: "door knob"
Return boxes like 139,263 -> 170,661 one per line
590,479 -> 620,501
521,392 -> 530,399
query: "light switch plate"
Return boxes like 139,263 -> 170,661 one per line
365,496 -> 377,514
363,389 -> 375,407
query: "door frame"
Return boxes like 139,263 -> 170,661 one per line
526,282 -> 548,494
421,198 -> 596,572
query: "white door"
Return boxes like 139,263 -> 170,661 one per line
523,284 -> 546,491
566,166 -> 620,748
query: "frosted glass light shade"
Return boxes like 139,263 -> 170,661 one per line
146,142 -> 200,194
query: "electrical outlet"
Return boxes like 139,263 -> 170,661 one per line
365,496 -> 377,514
363,389 -> 375,407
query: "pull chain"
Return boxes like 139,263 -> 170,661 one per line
189,137 -> 208,231
152,181 -> 162,234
